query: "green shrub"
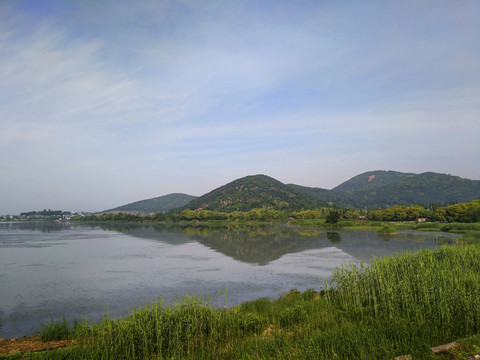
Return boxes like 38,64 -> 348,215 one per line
279,305 -> 308,327
377,225 -> 396,234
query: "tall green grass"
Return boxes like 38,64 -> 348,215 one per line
326,245 -> 480,352
69,296 -> 264,359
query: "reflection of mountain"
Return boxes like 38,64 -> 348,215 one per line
5,222 -> 457,265
181,226 -> 328,265
181,227 -> 455,264
100,224 -> 334,264
98,224 -> 194,246
102,224 -> 327,265
113,224 -> 457,265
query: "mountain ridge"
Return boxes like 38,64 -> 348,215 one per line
332,170 -> 417,193
293,171 -> 480,208
102,171 -> 480,213
179,174 -> 327,212
103,193 -> 197,213
350,172 -> 480,207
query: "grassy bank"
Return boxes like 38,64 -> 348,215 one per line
4,239 -> 480,359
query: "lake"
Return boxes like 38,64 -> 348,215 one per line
0,221 -> 458,338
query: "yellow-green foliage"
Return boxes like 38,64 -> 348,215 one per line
435,200 -> 480,223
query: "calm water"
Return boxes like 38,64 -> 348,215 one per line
0,221 -> 458,338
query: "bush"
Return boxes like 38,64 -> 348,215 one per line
377,225 -> 396,234
326,211 -> 340,224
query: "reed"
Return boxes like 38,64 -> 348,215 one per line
327,245 -> 480,347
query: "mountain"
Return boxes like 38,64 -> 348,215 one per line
103,171 -> 480,214
349,172 -> 480,207
286,184 -> 356,207
293,171 -> 480,208
332,170 -> 416,193
181,174 -> 327,212
104,193 -> 197,213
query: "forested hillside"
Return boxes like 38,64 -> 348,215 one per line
180,175 -> 326,212
104,193 -> 197,213
348,172 -> 480,207
332,170 -> 416,192
293,171 -> 480,208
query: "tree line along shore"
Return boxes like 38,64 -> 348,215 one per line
70,200 -> 480,225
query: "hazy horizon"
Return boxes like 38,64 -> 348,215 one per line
1,1 -> 479,214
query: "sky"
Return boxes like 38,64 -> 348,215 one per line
0,0 -> 479,214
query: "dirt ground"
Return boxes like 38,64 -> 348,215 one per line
0,336 -> 75,355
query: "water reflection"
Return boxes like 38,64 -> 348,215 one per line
327,232 -> 342,244
178,226 -> 326,265
0,221 -> 69,232
1,222 -> 459,264
104,223 -> 456,264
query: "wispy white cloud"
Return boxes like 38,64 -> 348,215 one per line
0,0 -> 479,213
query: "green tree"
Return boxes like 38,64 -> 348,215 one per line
326,210 -> 340,224
151,212 -> 166,221
180,209 -> 197,221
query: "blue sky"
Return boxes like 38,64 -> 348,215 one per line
1,0 -> 479,214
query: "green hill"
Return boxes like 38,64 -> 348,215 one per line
286,184 -> 356,207
292,172 -> 480,208
104,193 -> 197,213
332,170 -> 416,193
350,172 -> 480,207
181,174 -> 327,212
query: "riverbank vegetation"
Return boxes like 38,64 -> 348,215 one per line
71,200 -> 480,226
3,240 -> 480,359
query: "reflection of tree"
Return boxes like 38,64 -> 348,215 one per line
326,232 -> 341,244
377,234 -> 391,242
1,221 -> 69,233
296,230 -> 322,237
